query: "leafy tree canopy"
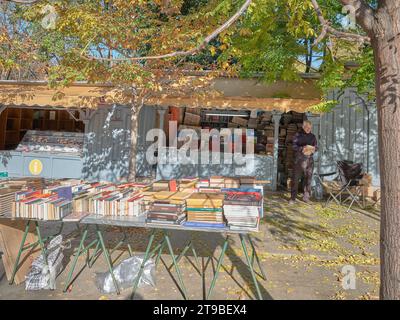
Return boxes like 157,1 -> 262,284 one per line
0,0 -> 376,107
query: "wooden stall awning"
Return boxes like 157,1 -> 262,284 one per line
147,96 -> 320,113
0,80 -> 321,113
0,82 -> 129,109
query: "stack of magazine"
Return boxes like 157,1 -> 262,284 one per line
223,189 -> 262,231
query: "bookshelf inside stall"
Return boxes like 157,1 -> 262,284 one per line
173,107 -> 276,156
165,107 -> 309,189
0,108 -> 84,151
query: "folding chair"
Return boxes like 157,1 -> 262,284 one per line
316,171 -> 346,207
317,160 -> 365,212
337,160 -> 365,212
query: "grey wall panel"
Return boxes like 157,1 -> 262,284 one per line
23,155 -> 52,178
0,151 -> 82,179
136,105 -> 157,177
319,89 -> 380,185
51,157 -> 83,179
0,152 -> 23,176
83,104 -> 157,182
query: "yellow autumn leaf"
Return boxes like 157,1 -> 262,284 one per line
210,46 -> 216,56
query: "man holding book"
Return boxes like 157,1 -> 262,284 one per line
289,120 -> 318,204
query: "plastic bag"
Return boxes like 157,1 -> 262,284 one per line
25,234 -> 64,290
312,176 -> 324,200
95,255 -> 156,294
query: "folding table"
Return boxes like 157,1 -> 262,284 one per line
0,214 -> 65,285
62,214 -> 266,300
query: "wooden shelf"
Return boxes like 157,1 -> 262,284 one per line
1,108 -> 84,151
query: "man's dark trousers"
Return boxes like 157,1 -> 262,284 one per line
291,155 -> 314,201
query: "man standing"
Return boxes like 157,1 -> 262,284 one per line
289,120 -> 318,204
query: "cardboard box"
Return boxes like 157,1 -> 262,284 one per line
361,173 -> 373,186
183,113 -> 201,126
362,186 -> 379,198
231,117 -> 248,126
373,189 -> 381,201
186,108 -> 201,115
248,118 -> 258,129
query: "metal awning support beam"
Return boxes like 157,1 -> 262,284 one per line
79,109 -> 95,124
66,109 -> 80,122
0,105 -> 6,116
0,104 -> 82,112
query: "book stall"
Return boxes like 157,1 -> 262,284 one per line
0,175 -> 265,299
157,107 -> 279,185
0,128 -> 84,180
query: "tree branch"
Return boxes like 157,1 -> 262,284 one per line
311,0 -> 371,45
81,0 -> 252,62
340,0 -> 375,32
5,0 -> 40,3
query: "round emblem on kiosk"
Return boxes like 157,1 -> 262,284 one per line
29,159 -> 43,175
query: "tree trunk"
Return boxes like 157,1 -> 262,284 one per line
371,12 -> 400,299
128,102 -> 143,182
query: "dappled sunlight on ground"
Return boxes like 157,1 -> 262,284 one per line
0,191 -> 380,300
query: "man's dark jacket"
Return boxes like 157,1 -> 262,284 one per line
292,130 -> 318,159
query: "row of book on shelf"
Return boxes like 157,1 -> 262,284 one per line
0,176 -> 264,232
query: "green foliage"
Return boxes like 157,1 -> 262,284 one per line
308,99 -> 338,113
0,0 -> 376,104
343,48 -> 375,100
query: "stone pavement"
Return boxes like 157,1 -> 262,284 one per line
0,192 -> 380,300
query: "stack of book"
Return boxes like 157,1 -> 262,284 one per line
292,111 -> 305,123
195,179 -> 209,189
184,193 -> 225,229
224,177 -> 240,188
70,182 -> 149,217
196,179 -> 221,193
141,191 -> 156,212
0,189 -> 16,216
89,190 -> 143,217
84,183 -> 148,217
152,180 -> 170,191
146,191 -> 190,225
12,188 -> 72,220
2,178 -> 45,191
178,177 -> 198,191
239,176 -> 256,187
223,190 -> 262,231
71,182 -> 99,213
210,176 -> 225,188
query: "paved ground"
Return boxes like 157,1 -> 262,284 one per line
0,192 -> 380,300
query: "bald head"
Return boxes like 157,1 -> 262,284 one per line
303,120 -> 312,134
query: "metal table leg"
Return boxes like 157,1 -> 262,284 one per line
96,225 -> 120,295
154,238 -> 166,267
131,229 -> 156,299
9,221 -> 31,285
239,234 -> 263,300
206,235 -> 229,300
9,220 -> 51,285
34,221 -> 48,266
247,234 -> 266,280
63,225 -> 90,292
64,224 -> 132,294
170,239 -> 201,273
131,229 -> 188,300
164,230 -> 188,300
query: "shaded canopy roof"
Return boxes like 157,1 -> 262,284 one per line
0,79 -> 321,113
